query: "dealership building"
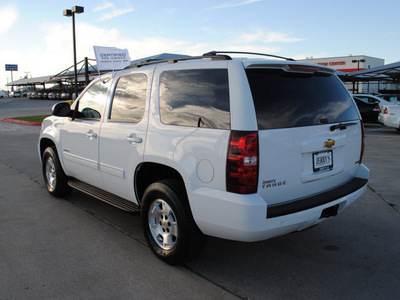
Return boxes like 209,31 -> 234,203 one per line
300,55 -> 386,94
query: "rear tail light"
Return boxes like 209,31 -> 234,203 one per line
360,120 -> 365,164
373,104 -> 380,111
226,131 -> 259,194
382,107 -> 388,114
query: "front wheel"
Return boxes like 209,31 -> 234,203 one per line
141,180 -> 206,265
42,146 -> 71,197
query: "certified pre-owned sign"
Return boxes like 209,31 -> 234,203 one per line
93,46 -> 131,71
5,64 -> 18,71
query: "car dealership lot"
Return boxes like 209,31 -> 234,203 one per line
0,99 -> 399,299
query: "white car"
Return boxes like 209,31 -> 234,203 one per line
0,91 -> 7,98
39,51 -> 369,264
11,91 -> 22,98
379,104 -> 400,131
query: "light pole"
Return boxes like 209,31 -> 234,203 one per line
352,59 -> 365,93
63,6 -> 84,99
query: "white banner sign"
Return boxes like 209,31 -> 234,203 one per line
93,46 -> 131,71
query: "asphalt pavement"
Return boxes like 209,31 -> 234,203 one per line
0,98 -> 399,299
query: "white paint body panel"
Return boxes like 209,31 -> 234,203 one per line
379,104 -> 400,129
190,165 -> 368,241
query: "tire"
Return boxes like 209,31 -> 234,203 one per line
141,179 -> 206,265
42,146 -> 71,197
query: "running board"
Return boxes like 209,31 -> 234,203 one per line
68,178 -> 140,213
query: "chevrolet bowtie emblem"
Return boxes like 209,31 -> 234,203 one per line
324,139 -> 336,148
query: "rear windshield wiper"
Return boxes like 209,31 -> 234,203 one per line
330,122 -> 358,131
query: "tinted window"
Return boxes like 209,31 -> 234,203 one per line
76,79 -> 111,120
159,69 -> 230,129
110,74 -> 147,123
354,98 -> 369,109
246,69 -> 359,130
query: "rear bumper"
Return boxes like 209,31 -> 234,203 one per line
189,163 -> 369,242
267,177 -> 368,218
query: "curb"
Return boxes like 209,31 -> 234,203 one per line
1,118 -> 42,126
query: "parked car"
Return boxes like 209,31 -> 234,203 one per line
353,94 -> 391,109
379,104 -> 400,131
0,91 -> 7,98
12,91 -> 21,98
61,92 -> 71,100
39,51 -> 369,264
380,94 -> 400,103
353,97 -> 380,123
48,92 -> 56,100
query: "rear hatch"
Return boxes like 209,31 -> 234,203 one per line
245,63 -> 363,214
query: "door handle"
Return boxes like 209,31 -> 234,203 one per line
86,130 -> 97,139
126,134 -> 142,144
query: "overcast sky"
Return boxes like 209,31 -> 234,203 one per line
1,0 -> 399,90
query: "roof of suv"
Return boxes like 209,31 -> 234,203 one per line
125,51 -> 335,74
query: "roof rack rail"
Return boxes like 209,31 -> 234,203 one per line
203,51 -> 295,61
126,53 -> 232,69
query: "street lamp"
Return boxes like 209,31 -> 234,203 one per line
352,59 -> 366,93
63,6 -> 84,99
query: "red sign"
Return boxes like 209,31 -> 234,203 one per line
317,61 -> 346,67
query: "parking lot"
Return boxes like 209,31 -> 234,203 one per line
1,98 -> 399,299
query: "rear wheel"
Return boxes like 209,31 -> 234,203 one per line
42,146 -> 71,197
141,180 -> 206,265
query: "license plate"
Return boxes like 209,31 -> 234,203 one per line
313,151 -> 333,172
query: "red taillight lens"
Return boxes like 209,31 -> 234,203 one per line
360,120 -> 365,164
373,104 -> 380,111
288,64 -> 320,72
382,107 -> 388,114
226,131 -> 259,194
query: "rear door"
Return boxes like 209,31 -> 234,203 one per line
99,70 -> 152,203
245,65 -> 362,206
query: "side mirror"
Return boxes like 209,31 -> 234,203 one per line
52,102 -> 72,117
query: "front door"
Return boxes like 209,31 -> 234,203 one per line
61,78 -> 111,188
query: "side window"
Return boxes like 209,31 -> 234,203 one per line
76,79 -> 111,120
159,69 -> 230,129
109,74 -> 147,123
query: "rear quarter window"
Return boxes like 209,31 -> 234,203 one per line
159,69 -> 230,129
246,69 -> 359,130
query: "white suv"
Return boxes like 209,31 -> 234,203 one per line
39,51 -> 369,264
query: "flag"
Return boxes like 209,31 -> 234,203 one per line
93,46 -> 131,71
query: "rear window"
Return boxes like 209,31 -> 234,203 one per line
246,69 -> 359,130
